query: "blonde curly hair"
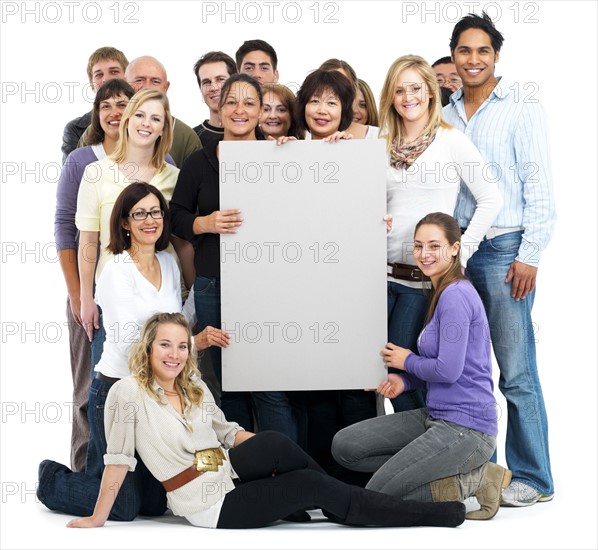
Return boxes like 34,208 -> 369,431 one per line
129,312 -> 204,407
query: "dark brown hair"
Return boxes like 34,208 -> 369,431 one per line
318,58 -> 358,87
415,212 -> 465,324
87,79 -> 135,145
235,39 -> 278,70
261,83 -> 298,138
218,73 -> 263,109
108,182 -> 171,254
193,51 -> 237,88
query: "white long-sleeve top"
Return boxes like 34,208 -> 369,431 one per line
387,126 -> 502,288
95,251 -> 182,378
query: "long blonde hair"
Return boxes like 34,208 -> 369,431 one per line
111,88 -> 173,170
379,55 -> 450,154
129,312 -> 204,407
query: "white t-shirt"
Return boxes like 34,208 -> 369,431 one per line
95,250 -> 182,378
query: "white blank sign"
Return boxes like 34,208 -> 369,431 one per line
220,140 -> 387,391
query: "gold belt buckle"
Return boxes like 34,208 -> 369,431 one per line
194,447 -> 226,473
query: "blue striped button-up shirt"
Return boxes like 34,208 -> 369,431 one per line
443,77 -> 556,266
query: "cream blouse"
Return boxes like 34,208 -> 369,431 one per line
104,376 -> 243,519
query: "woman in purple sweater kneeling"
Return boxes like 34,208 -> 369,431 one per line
332,212 -> 510,521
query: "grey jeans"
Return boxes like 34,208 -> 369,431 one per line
331,408 -> 495,502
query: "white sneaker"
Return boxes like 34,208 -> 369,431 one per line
500,481 -> 554,507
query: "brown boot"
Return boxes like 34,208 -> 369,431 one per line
430,475 -> 463,503
466,463 -> 512,520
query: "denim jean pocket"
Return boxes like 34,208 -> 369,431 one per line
442,422 -> 496,472
89,383 -> 109,422
468,429 -> 496,455
194,276 -> 215,295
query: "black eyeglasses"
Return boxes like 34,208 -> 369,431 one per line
128,209 -> 164,221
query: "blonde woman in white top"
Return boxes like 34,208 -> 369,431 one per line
381,55 -> 502,413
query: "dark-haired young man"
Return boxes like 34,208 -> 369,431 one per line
444,12 -> 556,507
192,51 -> 238,148
235,39 -> 279,84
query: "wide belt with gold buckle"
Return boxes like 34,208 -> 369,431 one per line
387,262 -> 429,282
161,447 -> 226,492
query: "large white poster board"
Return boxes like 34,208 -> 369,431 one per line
220,140 -> 387,391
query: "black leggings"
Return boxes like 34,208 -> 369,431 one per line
217,431 -> 351,528
216,431 -> 465,529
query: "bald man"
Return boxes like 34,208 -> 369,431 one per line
124,57 -> 202,339
125,56 -> 201,167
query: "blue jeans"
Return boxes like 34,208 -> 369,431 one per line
332,409 -> 495,501
90,307 -> 105,376
466,231 -> 554,495
387,281 -> 427,412
251,391 -> 299,443
194,276 -> 298,441
37,377 -> 166,520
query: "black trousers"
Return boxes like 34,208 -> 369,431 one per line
216,431 -> 465,529
217,431 -> 351,528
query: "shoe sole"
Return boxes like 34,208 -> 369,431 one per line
500,491 -> 554,507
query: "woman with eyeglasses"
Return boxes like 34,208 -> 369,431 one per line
38,184 -> 227,522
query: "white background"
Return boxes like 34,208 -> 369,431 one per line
1,1 -> 596,548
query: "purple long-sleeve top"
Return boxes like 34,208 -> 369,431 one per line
402,280 -> 498,436
55,146 -> 99,250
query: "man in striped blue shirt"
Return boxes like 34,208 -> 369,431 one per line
443,12 -> 556,507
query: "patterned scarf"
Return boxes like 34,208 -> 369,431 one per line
390,129 -> 436,170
